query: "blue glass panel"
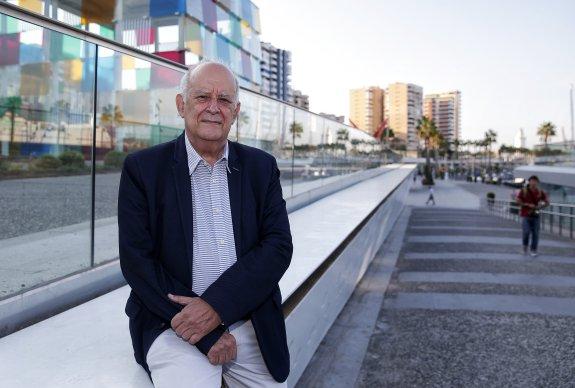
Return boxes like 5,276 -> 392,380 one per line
19,43 -> 44,64
216,35 -> 230,63
186,0 -> 203,21
150,0 -> 185,17
240,0 -> 252,25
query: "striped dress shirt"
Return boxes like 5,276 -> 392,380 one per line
185,136 -> 237,297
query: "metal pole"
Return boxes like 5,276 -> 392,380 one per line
90,45 -> 99,268
570,84 -> 574,146
569,207 -> 575,238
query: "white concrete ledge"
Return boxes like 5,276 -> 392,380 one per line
0,165 -> 415,388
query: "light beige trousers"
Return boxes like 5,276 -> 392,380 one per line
147,320 -> 287,388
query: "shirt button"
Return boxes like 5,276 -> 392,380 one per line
219,239 -> 225,245
213,207 -> 221,214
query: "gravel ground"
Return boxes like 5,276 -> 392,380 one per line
0,173 -> 120,240
356,207 -> 575,387
0,173 -> 300,240
357,310 -> 575,387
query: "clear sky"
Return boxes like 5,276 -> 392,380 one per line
252,0 -> 575,147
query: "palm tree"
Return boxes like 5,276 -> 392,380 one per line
336,128 -> 349,159
483,129 -> 497,173
0,96 -> 22,157
416,116 -> 438,185
100,104 -> 124,150
537,121 -> 556,149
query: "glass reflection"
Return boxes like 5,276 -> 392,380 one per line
0,13 -> 95,297
93,49 -> 183,264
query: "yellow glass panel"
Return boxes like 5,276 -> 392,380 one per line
18,0 -> 43,14
70,59 -> 83,81
185,40 -> 202,56
122,55 -> 135,70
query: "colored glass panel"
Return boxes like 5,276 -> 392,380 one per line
184,18 -> 202,55
20,62 -> 51,96
97,56 -> 116,92
186,0 -> 203,21
81,0 -> 115,24
154,50 -> 184,63
150,0 -> 185,17
6,14 -> 21,34
151,63 -> 182,88
216,5 -> 231,39
201,0 -> 217,30
135,68 -> 151,89
201,28 -> 216,59
100,25 -> 114,40
18,0 -> 43,14
122,56 -> 136,70
240,50 -> 251,80
251,3 -> 260,33
216,35 -> 230,63
123,0 -> 150,18
136,27 -> 155,45
20,42 -> 44,64
0,33 -> 21,66
230,17 -> 242,46
240,0 -> 252,26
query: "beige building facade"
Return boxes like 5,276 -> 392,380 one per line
384,83 -> 423,151
349,87 -> 385,135
423,91 -> 461,146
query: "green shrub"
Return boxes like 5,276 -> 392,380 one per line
32,154 -> 62,170
0,158 -> 7,172
104,150 -> 127,169
59,151 -> 85,168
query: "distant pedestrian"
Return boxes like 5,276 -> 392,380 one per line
516,175 -> 549,256
426,186 -> 435,205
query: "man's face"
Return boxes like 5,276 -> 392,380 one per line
529,178 -> 539,190
176,64 -> 240,145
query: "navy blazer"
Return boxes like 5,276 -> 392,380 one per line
118,133 -> 292,382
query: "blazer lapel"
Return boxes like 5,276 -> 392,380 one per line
227,142 -> 242,258
172,134 -> 195,278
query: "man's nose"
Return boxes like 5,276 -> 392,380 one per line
206,97 -> 219,112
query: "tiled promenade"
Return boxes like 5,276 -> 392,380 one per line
300,180 -> 575,387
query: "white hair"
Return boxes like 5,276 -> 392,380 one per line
179,59 -> 239,102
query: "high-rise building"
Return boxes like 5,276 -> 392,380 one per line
291,89 -> 309,110
349,87 -> 384,135
384,83 -> 423,151
7,0 -> 263,89
260,42 -> 291,102
423,91 -> 461,146
514,128 -> 526,149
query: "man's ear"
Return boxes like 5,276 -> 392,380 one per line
233,101 -> 241,122
176,94 -> 185,117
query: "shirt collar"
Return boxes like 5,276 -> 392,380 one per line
184,133 -> 229,175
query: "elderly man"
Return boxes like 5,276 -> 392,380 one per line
118,60 -> 292,387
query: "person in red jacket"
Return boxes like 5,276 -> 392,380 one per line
515,175 -> 549,256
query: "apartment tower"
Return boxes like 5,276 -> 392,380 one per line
423,91 -> 461,146
349,87 -> 385,135
384,83 -> 423,151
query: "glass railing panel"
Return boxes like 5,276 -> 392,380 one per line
236,89 -> 292,196
292,107 -> 322,196
93,47 -> 184,265
0,11 -> 96,297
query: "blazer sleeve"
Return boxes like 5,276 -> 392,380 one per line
201,157 -> 292,326
118,154 -> 225,354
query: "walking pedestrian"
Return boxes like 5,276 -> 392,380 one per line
426,186 -> 435,205
516,175 -> 549,256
